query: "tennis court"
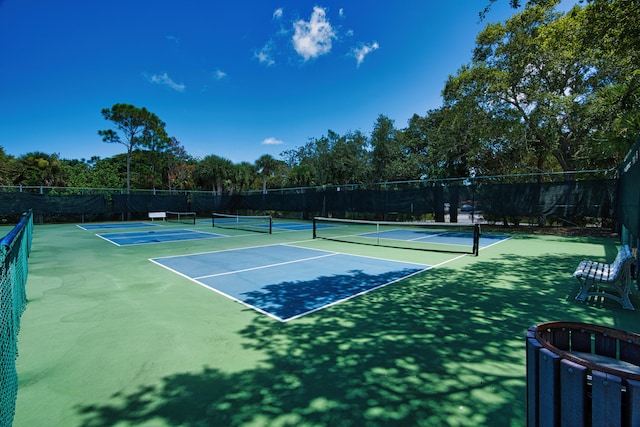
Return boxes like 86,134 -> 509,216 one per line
151,244 -> 429,321
10,216 -> 640,426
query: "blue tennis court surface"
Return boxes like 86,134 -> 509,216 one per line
151,244 -> 429,321
78,222 -> 157,230
273,222 -> 314,231
98,229 -> 225,246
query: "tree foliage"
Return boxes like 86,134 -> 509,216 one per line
0,146 -> 13,186
11,152 -> 65,187
98,103 -> 168,192
443,0 -> 639,177
194,155 -> 234,193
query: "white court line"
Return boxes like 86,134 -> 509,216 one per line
479,235 -> 513,251
407,232 -> 448,242
194,252 -> 339,280
151,242 -> 315,260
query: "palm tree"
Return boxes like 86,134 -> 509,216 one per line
256,154 -> 277,194
194,155 -> 233,193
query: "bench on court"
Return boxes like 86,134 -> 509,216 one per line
573,244 -> 636,310
148,211 -> 166,221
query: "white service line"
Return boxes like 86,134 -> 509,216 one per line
194,252 -> 339,280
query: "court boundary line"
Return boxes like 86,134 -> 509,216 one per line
96,229 -> 225,246
95,233 -> 125,246
478,235 -> 513,251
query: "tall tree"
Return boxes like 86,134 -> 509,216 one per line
370,115 -> 418,182
287,164 -> 316,188
165,137 -> 193,191
445,0 -> 639,175
281,130 -> 372,186
98,103 -> 166,192
194,155 -> 234,193
11,152 -> 65,186
139,121 -> 170,189
325,130 -> 372,185
256,154 -> 278,194
0,146 -> 13,185
231,162 -> 256,194
89,157 -> 125,189
579,0 -> 640,164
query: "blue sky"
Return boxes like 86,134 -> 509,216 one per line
0,1 -> 573,164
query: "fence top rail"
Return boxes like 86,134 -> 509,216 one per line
0,169 -> 614,196
0,211 -> 32,250
530,321 -> 640,381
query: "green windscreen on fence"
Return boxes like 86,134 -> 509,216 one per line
0,176 -> 620,225
0,192 -> 105,215
618,141 -> 640,242
0,211 -> 33,427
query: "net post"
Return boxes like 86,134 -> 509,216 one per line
472,224 -> 481,256
211,212 -> 215,228
268,216 -> 272,234
313,217 -> 317,239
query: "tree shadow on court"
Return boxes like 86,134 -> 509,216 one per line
75,238 -> 637,426
241,267 -> 424,320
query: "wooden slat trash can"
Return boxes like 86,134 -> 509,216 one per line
527,321 -> 640,427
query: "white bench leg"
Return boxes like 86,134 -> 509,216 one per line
575,277 -> 592,302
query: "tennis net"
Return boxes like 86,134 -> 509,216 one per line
212,212 -> 272,234
166,211 -> 197,224
313,217 -> 481,255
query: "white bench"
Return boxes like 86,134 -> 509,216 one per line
573,245 -> 636,310
148,211 -> 166,221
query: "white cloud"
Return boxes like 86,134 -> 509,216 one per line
352,41 -> 379,67
165,35 -> 180,45
292,6 -> 336,61
262,137 -> 284,145
255,41 -> 276,66
214,69 -> 227,80
339,8 -> 345,18
145,72 -> 185,92
273,8 -> 283,19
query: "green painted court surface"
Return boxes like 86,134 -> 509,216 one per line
9,219 -> 640,426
